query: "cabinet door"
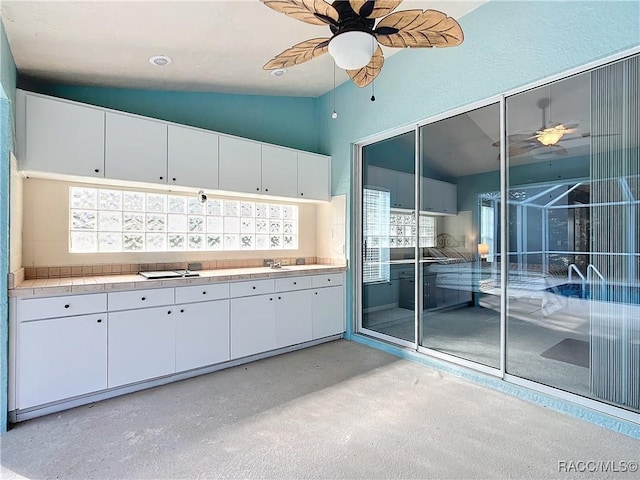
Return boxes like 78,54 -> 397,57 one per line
312,286 -> 344,339
230,294 -> 276,359
24,94 -> 105,177
18,314 -> 107,409
175,300 -> 230,372
440,181 -> 458,215
297,152 -> 330,201
105,112 -> 168,184
395,171 -> 415,210
421,177 -> 440,213
108,306 -> 175,387
261,145 -> 298,198
167,125 -> 219,189
218,136 -> 262,194
275,290 -> 312,348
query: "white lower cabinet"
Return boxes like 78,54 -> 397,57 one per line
13,272 -> 345,415
175,300 -> 230,372
312,286 -> 345,339
275,290 -> 313,348
108,306 -> 176,388
18,314 -> 107,409
230,294 -> 276,359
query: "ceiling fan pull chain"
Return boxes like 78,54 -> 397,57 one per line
370,33 -> 376,102
332,62 -> 338,119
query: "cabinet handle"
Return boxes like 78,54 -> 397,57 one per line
94,169 -> 100,173
97,319 -> 102,323
300,192 -> 304,196
256,187 -> 260,191
202,291 -> 207,295
64,304 -> 70,308
327,278 -> 331,282
159,176 -> 164,180
293,282 -> 297,285
269,298 -> 273,301
315,292 -> 318,295
167,310 -> 172,314
172,177 -> 176,181
265,188 -> 269,192
180,309 -> 184,313
252,286 -> 256,290
141,297 -> 146,301
278,296 -> 281,300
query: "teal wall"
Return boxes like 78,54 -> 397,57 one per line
24,82 -> 321,153
1,18 -> 17,433
316,0 -> 640,335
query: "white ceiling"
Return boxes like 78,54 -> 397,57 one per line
1,0 -> 485,97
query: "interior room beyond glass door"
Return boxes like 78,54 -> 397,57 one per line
361,131 -> 416,343
418,103 -> 501,369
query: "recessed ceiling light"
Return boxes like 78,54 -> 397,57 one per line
271,69 -> 287,77
149,55 -> 172,66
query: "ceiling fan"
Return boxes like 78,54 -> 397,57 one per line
494,98 -> 581,158
260,0 -> 464,88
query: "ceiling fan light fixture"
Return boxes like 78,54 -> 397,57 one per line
328,31 -> 377,70
536,126 -> 566,146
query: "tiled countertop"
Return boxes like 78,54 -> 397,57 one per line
11,264 -> 347,298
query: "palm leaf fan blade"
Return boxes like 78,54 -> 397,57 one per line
263,38 -> 330,70
347,46 -> 384,87
375,9 -> 464,48
260,0 -> 339,26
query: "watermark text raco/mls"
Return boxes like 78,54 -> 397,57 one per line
558,460 -> 638,473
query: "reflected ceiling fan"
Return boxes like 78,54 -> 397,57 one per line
260,0 -> 464,87
494,98 -> 580,158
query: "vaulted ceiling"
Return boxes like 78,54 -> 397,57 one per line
1,1 -> 485,97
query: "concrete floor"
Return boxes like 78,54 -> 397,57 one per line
1,340 -> 638,479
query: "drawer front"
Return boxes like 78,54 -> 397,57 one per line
274,276 -> 312,292
108,288 -> 174,311
312,273 -> 344,288
229,279 -> 274,298
175,283 -> 229,304
19,293 -> 107,322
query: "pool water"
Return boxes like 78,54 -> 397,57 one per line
545,283 -> 640,305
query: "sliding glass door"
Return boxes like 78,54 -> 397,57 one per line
361,131 -> 416,344
417,103 -> 501,369
505,57 -> 640,412
357,52 -> 639,416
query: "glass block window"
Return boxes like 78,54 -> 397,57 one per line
69,187 -> 299,253
390,212 -> 437,248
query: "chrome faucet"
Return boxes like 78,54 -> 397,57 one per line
267,260 -> 282,269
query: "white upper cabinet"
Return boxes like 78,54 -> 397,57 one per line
421,177 -> 457,215
17,90 -> 332,202
105,112 -> 168,184
168,125 -> 219,189
365,166 -> 415,209
298,152 -> 330,201
218,136 -> 262,194
261,145 -> 298,198
394,171 -> 415,210
24,94 -> 105,178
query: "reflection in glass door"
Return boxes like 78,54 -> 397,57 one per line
361,131 -> 416,343
505,57 -> 640,413
417,103 -> 502,368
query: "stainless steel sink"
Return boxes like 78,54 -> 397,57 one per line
139,270 -> 200,279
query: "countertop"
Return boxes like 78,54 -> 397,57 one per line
10,264 -> 347,298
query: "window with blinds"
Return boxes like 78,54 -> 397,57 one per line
363,188 -> 390,283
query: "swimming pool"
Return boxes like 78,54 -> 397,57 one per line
545,283 -> 640,305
